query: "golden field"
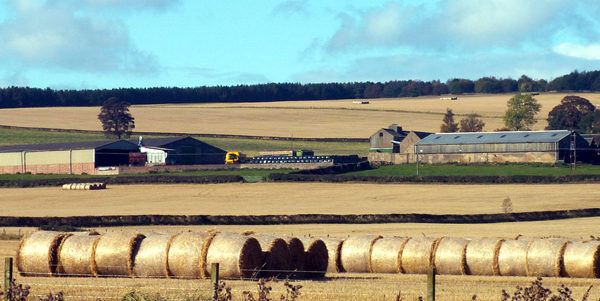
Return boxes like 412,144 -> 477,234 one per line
1,183 -> 600,217
2,183 -> 600,299
1,93 -> 600,137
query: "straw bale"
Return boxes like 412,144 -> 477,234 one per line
465,238 -> 503,276
167,231 -> 212,279
320,237 -> 344,273
57,233 -> 101,276
285,237 -> 306,277
368,237 -> 409,274
399,237 -> 439,274
340,235 -> 382,273
61,184 -> 69,190
300,238 -> 328,279
252,235 -> 291,279
17,231 -> 71,277
133,233 -> 177,278
94,231 -> 145,277
497,239 -> 529,276
433,237 -> 469,275
563,241 -> 600,278
526,239 -> 569,277
205,232 -> 263,279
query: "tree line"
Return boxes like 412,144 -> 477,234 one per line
2,70 -> 600,109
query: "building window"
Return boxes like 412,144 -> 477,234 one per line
379,132 -> 383,137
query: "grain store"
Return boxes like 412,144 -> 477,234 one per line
0,140 -> 139,174
414,130 -> 590,164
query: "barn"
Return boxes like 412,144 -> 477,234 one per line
0,140 -> 139,174
414,130 -> 590,164
133,136 -> 227,165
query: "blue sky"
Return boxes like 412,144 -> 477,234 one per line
0,0 -> 599,89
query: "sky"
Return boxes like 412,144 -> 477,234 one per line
0,0 -> 600,89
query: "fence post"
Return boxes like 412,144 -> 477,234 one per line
427,267 -> 436,301
4,257 -> 13,298
211,263 -> 220,301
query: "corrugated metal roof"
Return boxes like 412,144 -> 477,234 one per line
0,140 -> 138,153
415,130 -> 572,145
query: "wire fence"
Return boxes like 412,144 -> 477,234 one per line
6,262 -> 600,301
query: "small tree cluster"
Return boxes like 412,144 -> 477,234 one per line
547,95 -> 600,133
440,108 -> 485,133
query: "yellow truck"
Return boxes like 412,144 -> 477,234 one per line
225,151 -> 248,164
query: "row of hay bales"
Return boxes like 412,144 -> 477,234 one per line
16,230 -> 328,280
322,235 -> 600,278
61,183 -> 106,190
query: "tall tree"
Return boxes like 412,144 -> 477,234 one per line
98,97 -> 135,139
546,95 -> 595,130
503,93 -> 541,131
578,111 -> 600,133
440,108 -> 459,132
459,113 -> 486,132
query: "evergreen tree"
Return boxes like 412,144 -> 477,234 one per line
440,108 -> 459,132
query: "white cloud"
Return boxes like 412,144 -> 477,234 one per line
323,0 -> 578,52
553,43 -> 600,60
0,1 -> 158,74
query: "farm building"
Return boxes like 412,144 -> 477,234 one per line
414,130 -> 590,164
0,136 -> 227,175
370,124 -> 432,153
0,140 -> 139,174
131,136 -> 227,165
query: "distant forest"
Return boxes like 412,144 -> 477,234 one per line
2,70 -> 600,108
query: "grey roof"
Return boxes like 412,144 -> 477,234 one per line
0,140 -> 138,153
132,136 -> 189,147
415,130 -> 572,146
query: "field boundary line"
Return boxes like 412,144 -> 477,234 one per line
1,208 -> 600,227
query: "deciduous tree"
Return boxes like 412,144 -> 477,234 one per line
459,113 -> 486,132
503,94 -> 541,131
440,108 -> 459,132
546,95 -> 595,130
98,97 -> 135,139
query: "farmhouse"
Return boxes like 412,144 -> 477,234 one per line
369,124 -> 432,153
414,130 -> 590,164
0,140 -> 139,174
0,136 -> 227,175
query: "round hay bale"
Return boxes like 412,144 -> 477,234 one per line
94,231 -> 145,277
251,235 -> 291,279
300,238 -> 328,279
563,241 -> 600,278
320,238 -> 344,273
84,184 -> 91,190
340,235 -> 382,273
465,238 -> 503,276
57,232 -> 101,276
399,237 -> 439,274
526,239 -> 569,277
133,233 -> 177,278
61,184 -> 70,190
497,239 -> 529,276
369,237 -> 409,274
17,231 -> 71,277
433,237 -> 469,275
167,231 -> 212,279
205,232 -> 263,279
285,237 -> 306,278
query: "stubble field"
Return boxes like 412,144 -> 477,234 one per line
1,93 -> 600,137
3,183 -> 600,300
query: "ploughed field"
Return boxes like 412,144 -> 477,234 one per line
1,183 -> 600,216
1,93 -> 600,137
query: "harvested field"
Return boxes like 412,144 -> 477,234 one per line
1,93 -> 599,137
1,183 -> 600,217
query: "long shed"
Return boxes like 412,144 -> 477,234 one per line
0,140 -> 139,174
414,130 -> 589,164
133,136 -> 227,165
